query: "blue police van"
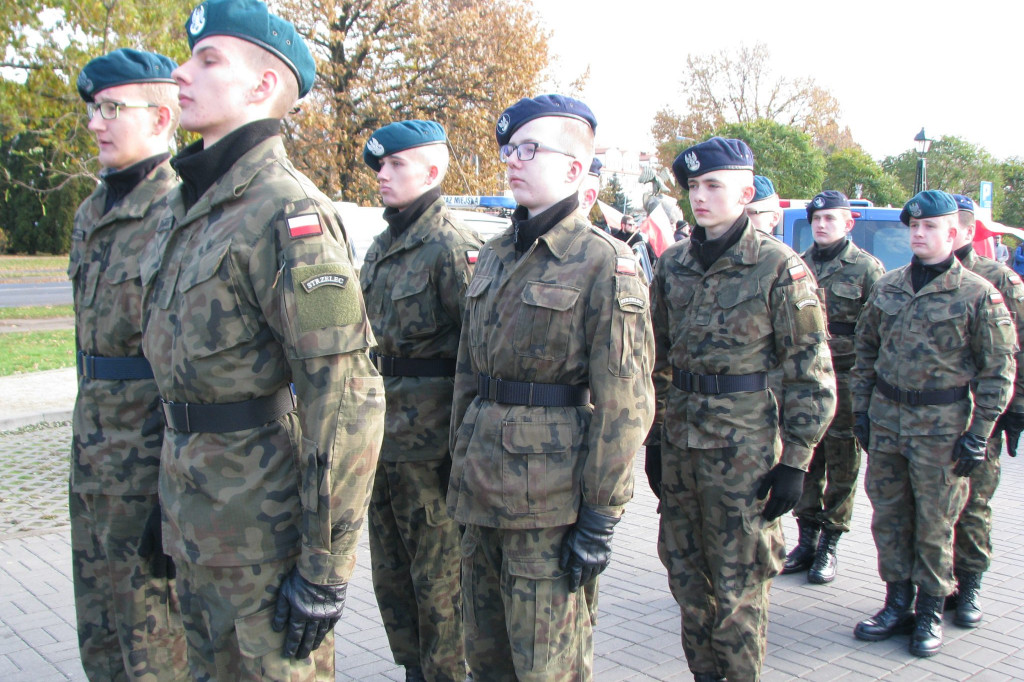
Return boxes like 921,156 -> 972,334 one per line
777,200 -> 910,271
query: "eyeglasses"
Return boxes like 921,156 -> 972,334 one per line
745,208 -> 777,216
499,142 -> 575,162
86,101 -> 159,120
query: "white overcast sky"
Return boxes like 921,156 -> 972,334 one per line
535,0 -> 1023,162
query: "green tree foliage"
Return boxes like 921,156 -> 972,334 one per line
824,148 -> 906,207
714,120 -> 825,199
598,175 -> 630,215
998,158 -> 1024,228
881,136 -> 1002,202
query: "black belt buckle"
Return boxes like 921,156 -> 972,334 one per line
904,389 -> 922,407
487,376 -> 501,401
77,351 -> 93,378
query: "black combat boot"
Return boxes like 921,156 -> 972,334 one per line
853,579 -> 916,641
693,673 -> 725,682
909,591 -> 944,657
782,519 -> 820,574
405,667 -> 427,682
808,529 -> 841,584
953,570 -> 983,628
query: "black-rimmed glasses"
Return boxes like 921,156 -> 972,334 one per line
87,101 -> 159,120
499,142 -> 575,162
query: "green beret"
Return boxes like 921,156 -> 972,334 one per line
185,0 -> 316,98
364,120 -> 447,171
77,48 -> 177,103
900,190 -> 958,225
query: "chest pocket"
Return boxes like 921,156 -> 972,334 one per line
68,250 -> 99,309
913,304 -> 969,351
514,282 -> 580,361
716,283 -> 772,344
828,281 -> 863,322
177,244 -> 257,360
466,275 -> 492,349
391,269 -> 438,339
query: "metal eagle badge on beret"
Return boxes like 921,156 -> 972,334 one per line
813,196 -> 824,208
497,114 -> 511,135
366,138 -> 385,157
909,202 -> 922,217
189,3 -> 206,35
684,152 -> 700,172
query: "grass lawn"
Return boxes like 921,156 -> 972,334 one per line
0,304 -> 73,320
0,330 -> 75,376
0,254 -> 68,283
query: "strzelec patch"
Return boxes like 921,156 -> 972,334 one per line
302,273 -> 348,292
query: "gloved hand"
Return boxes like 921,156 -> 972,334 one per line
952,432 -> 987,477
437,455 -> 453,498
138,504 -> 175,579
756,463 -> 805,521
645,442 -> 662,499
271,567 -> 348,659
559,506 -> 620,593
854,412 -> 870,451
997,411 -> 1024,457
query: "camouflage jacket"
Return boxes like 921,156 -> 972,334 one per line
69,161 -> 176,495
651,219 -> 837,469
140,137 -> 384,585
359,197 -> 482,462
448,213 -> 654,528
959,248 -> 1024,414
800,240 -> 885,370
852,258 -> 1015,438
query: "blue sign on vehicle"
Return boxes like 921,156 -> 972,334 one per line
980,181 -> 993,209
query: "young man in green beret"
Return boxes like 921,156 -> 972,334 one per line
360,120 -> 481,682
449,94 -> 654,681
647,137 -> 836,681
139,1 -> 384,678
852,190 -> 1015,656
70,47 -> 189,682
745,174 -> 782,236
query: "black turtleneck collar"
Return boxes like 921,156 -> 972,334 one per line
100,153 -> 170,215
383,187 -> 441,239
171,118 -> 281,211
910,253 -> 955,293
812,237 -> 850,263
511,193 -> 579,256
954,243 -> 974,261
689,214 -> 747,271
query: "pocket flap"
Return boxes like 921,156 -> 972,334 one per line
501,420 -> 572,454
830,281 -> 862,300
521,282 -> 580,311
506,556 -> 565,580
234,605 -> 279,659
179,244 -> 229,292
466,275 -> 491,299
718,281 -> 762,309
391,269 -> 430,300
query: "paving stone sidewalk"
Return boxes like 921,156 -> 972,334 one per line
2,420 -> 1023,680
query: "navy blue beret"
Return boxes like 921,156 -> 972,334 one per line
806,190 -> 850,220
185,0 -> 316,98
364,120 -> 447,171
952,194 -> 975,213
752,175 -> 776,202
900,190 -> 958,225
495,94 -> 596,146
589,158 -> 603,177
673,137 -> 754,184
77,49 -> 177,102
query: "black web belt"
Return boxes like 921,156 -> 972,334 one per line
477,373 -> 590,407
672,368 -> 768,394
828,321 -> 857,336
875,378 -> 969,406
161,386 -> 296,433
370,352 -> 456,377
77,351 -> 154,380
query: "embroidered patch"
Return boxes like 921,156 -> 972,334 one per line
1010,274 -> 1022,285
71,228 -> 86,242
990,292 -> 1004,304
302,273 -> 348,292
789,265 -> 807,281
795,298 -> 818,309
466,249 -> 479,265
287,214 -> 323,239
616,257 -> 636,275
619,296 -> 645,308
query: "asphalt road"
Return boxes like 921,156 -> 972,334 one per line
0,281 -> 72,307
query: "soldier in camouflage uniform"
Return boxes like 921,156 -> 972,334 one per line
946,195 -> 1024,628
852,190 -> 1015,657
139,2 -> 384,678
646,137 -> 836,682
69,49 -> 188,682
784,191 -> 885,584
448,95 -> 654,681
359,120 -> 481,682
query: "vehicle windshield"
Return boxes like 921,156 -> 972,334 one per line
791,218 -> 912,271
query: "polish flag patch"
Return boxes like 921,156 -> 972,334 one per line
990,292 -> 1004,304
616,257 -> 636,275
1010,274 -> 1022,286
789,265 -> 807,281
287,213 -> 323,239
466,249 -> 479,265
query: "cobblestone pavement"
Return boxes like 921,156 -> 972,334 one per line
2,421 -> 1023,680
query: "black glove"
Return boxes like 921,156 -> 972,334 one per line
952,432 -> 987,477
437,455 -> 453,498
854,412 -> 870,451
138,504 -> 175,579
756,463 -> 805,521
997,411 -> 1024,457
559,506 -> 620,593
645,442 -> 662,499
271,567 -> 347,659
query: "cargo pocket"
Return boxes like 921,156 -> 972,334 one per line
298,436 -> 329,548
610,275 -> 648,377
391,269 -> 438,339
504,555 -> 578,673
513,282 -> 580,361
501,420 -> 575,515
466,275 -> 492,349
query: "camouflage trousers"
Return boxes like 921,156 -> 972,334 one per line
657,440 -> 785,682
793,370 -> 860,532
461,524 -> 592,682
953,432 -> 1003,574
368,458 -> 465,681
70,490 -> 188,682
175,557 -> 333,681
865,424 -> 969,596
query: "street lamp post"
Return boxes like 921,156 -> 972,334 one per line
913,127 -> 933,195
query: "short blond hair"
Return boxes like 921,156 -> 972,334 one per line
239,41 -> 300,117
137,81 -> 181,140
